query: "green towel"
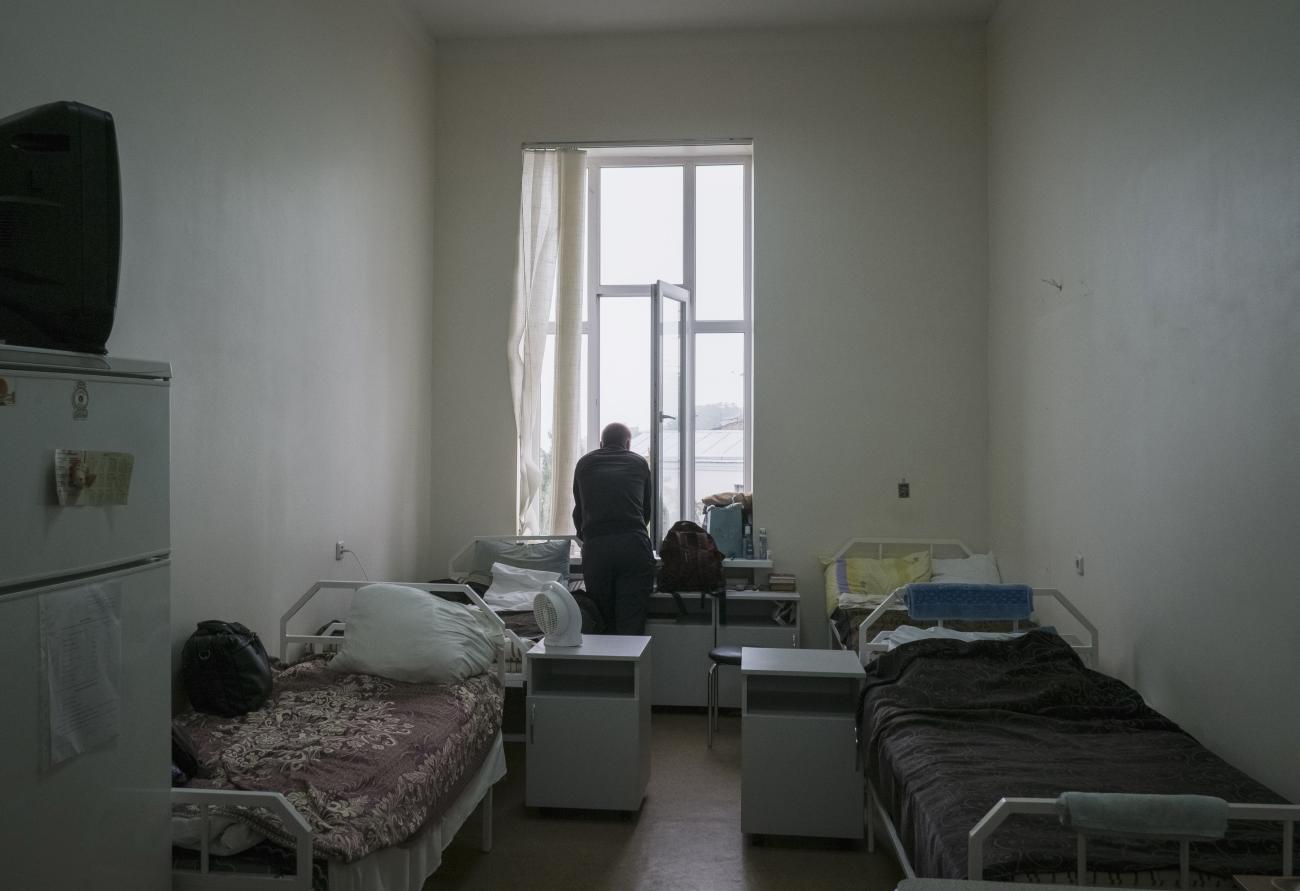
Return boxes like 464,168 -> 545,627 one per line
1056,792 -> 1228,841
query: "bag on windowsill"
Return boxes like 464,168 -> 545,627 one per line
657,520 -> 728,623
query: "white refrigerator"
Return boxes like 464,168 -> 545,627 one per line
0,345 -> 171,890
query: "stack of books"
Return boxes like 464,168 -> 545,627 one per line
767,572 -> 797,592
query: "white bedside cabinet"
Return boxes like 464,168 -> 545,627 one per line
525,635 -> 652,811
740,647 -> 865,840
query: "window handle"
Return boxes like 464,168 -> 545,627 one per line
659,413 -> 676,421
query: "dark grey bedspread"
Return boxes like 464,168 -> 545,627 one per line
858,632 -> 1294,880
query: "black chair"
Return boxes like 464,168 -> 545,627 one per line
706,645 -> 742,748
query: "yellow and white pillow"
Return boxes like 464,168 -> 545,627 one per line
821,551 -> 931,616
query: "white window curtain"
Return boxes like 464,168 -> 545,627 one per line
507,148 -> 586,535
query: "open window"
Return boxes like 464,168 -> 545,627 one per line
531,144 -> 753,537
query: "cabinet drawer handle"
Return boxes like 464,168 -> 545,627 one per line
529,704 -> 536,744
791,630 -> 796,648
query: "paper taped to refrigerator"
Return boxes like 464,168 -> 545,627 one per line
54,449 -> 134,506
40,581 -> 122,769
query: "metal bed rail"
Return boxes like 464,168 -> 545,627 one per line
868,780 -> 917,879
171,789 -> 312,891
827,537 -> 975,563
278,580 -> 512,687
968,797 -> 1299,885
172,747 -> 500,890
825,537 -> 974,651
855,586 -> 1098,668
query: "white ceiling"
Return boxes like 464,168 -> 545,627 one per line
406,0 -> 1000,40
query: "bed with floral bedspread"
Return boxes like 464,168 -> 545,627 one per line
174,654 -> 503,864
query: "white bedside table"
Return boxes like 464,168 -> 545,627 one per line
740,646 -> 865,839
525,634 -> 652,811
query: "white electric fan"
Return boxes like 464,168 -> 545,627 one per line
533,581 -> 583,648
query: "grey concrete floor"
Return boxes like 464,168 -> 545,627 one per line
426,710 -> 903,890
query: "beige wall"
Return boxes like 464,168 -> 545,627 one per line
989,0 -> 1300,799
1,0 -> 441,658
431,28 -> 990,641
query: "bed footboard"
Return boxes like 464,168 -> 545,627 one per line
968,797 -> 1299,885
172,788 -> 313,891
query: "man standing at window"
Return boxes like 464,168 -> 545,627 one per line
572,422 -> 655,634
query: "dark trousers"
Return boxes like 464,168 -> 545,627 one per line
581,531 -> 655,635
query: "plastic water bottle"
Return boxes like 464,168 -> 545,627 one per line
757,528 -> 768,561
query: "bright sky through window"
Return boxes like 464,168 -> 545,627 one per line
600,166 -> 682,286
535,150 -> 751,528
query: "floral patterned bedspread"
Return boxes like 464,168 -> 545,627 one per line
175,656 -> 503,863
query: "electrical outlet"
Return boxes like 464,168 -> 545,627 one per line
1074,554 -> 1085,576
897,478 -> 910,499
335,540 -> 346,561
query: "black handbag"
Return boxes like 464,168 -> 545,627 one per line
180,620 -> 273,717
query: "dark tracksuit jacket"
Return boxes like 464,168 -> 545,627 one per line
572,447 -> 655,634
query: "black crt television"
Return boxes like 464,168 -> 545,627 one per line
0,101 -> 121,355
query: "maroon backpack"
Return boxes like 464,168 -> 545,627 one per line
658,521 -> 727,619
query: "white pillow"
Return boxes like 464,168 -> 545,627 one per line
484,562 -> 562,611
328,584 -> 501,684
486,562 -> 561,595
930,553 -> 1001,585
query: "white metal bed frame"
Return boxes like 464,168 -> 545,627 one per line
824,537 -> 976,650
822,538 -> 1297,886
856,585 -> 1098,668
868,787 -> 1299,886
172,579 -> 508,891
817,537 -> 1097,667
854,580 -> 1294,888
965,798 -> 1296,884
172,789 -> 313,891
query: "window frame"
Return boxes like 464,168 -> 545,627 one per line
585,152 -> 754,503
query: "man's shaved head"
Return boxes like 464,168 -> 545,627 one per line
600,422 -> 632,450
